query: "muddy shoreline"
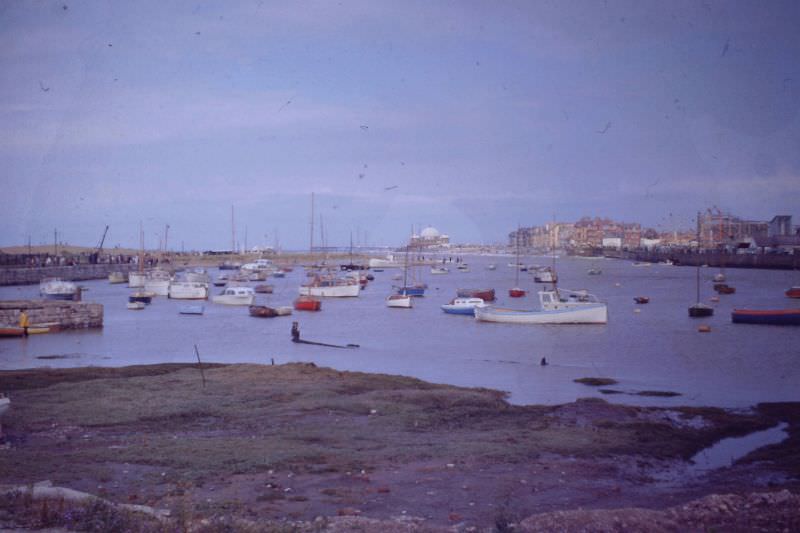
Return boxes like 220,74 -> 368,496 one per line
1,362 -> 798,530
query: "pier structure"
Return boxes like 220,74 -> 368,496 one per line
0,300 -> 103,329
0,264 -> 137,287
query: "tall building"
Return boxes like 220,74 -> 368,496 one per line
697,209 -> 768,247
768,215 -> 793,237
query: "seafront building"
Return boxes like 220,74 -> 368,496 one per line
409,227 -> 450,249
509,210 -> 797,253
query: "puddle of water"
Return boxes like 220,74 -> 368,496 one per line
689,422 -> 789,474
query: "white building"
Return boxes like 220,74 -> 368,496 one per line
410,226 -> 450,249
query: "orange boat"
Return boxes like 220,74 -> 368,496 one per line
294,295 -> 321,311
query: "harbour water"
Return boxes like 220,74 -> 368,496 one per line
1,255 -> 798,408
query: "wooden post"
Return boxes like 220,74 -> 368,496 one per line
194,344 -> 206,388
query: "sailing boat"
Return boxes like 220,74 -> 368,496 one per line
387,242 -> 412,308
128,223 -> 147,288
689,217 -> 714,317
396,230 -> 425,297
509,225 -> 526,297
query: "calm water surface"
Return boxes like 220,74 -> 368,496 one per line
1,256 -> 798,408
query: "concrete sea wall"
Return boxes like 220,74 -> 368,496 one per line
0,264 -> 136,287
0,300 -> 103,329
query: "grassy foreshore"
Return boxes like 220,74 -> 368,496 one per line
1,363 -> 799,531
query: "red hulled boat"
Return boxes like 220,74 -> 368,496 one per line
294,295 -> 322,311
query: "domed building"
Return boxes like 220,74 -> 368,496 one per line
410,226 -> 450,249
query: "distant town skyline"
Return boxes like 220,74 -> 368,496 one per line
2,1 -> 799,250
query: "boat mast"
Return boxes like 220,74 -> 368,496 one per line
309,193 -> 315,259
138,221 -> 144,273
231,205 -> 236,254
403,229 -> 410,289
514,224 -> 520,286
695,211 -> 701,304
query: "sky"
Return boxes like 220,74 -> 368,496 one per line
1,0 -> 799,250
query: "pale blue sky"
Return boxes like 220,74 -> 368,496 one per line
2,1 -> 799,250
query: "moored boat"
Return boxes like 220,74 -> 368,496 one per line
689,303 -> 714,317
128,271 -> 147,288
0,326 -> 25,337
396,285 -> 425,297
168,281 -> 209,300
634,296 -> 650,304
212,286 -> 256,306
475,288 -> 607,324
785,287 -> 800,298
299,274 -> 360,297
386,294 -> 413,308
441,297 -> 484,315
179,305 -> 204,315
127,301 -> 146,310
533,268 -> 557,283
509,288 -> 526,298
249,305 -> 279,318
39,278 -> 79,300
108,271 -> 127,284
144,269 -> 171,296
254,284 -> 274,294
128,292 -> 153,304
457,288 -> 495,302
293,295 -> 321,311
713,283 -> 736,294
430,266 -> 449,275
731,308 -> 800,326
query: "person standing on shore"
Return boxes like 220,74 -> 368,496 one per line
18,310 -> 29,336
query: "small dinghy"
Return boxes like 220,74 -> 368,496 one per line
179,305 -> 204,315
127,301 -> 146,310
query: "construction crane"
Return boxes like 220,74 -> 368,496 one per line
91,225 -> 109,264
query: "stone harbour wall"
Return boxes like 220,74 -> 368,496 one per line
0,300 -> 103,329
0,264 -> 137,287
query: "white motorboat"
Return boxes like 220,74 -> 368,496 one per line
430,266 -> 449,275
212,286 -> 256,306
144,269 -> 171,296
184,268 -> 211,283
299,273 -> 360,297
441,297 -> 485,315
486,264 -> 497,270
128,271 -> 147,288
39,278 -> 78,300
475,288 -> 607,324
168,281 -> 209,300
241,258 -> 274,272
386,294 -> 413,308
126,301 -> 146,310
